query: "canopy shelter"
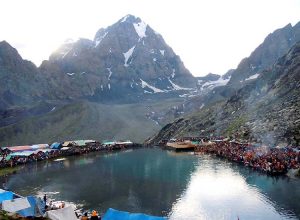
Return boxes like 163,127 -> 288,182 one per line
103,141 -> 116,146
2,196 -> 44,217
73,140 -> 96,147
45,206 -> 77,220
116,141 -> 133,145
62,141 -> 72,147
51,142 -> 62,149
103,208 -> 167,220
9,151 -> 35,157
30,144 -> 49,150
0,190 -> 14,203
5,145 -> 32,152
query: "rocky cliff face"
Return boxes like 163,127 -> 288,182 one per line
161,22 -> 300,122
228,22 -> 300,87
148,42 -> 300,146
40,15 -> 196,102
0,41 -> 48,109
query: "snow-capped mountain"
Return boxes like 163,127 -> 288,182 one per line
196,71 -> 233,94
40,14 -> 196,102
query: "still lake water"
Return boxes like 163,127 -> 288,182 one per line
1,148 -> 299,220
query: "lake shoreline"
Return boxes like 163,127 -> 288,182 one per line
0,142 -> 144,176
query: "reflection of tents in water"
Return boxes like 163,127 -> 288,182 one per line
103,208 -> 167,220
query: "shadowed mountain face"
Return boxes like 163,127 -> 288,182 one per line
39,15 -> 196,103
148,42 -> 300,146
0,41 -> 50,109
228,22 -> 300,87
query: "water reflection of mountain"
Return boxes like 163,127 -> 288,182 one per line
1,148 -> 299,219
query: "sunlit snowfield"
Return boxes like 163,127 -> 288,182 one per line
1,148 -> 299,220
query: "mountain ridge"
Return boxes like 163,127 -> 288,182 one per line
39,14 -> 196,103
147,42 -> 300,146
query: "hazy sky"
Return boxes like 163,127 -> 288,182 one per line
0,0 -> 299,76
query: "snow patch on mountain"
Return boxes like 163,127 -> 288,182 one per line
168,78 -> 192,91
171,69 -> 176,78
66,73 -> 75,76
123,46 -> 136,67
245,73 -> 260,81
133,21 -> 147,39
160,50 -> 165,56
120,15 -> 130,23
60,47 -> 72,59
95,32 -> 108,47
107,68 -> 112,80
200,76 -> 230,90
140,79 -> 164,93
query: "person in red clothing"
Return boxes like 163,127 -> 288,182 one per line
90,210 -> 101,220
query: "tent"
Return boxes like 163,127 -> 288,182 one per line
51,142 -> 62,149
102,141 -> 116,146
0,190 -> 14,203
73,140 -> 96,147
2,197 -> 31,213
2,196 -> 44,217
9,151 -> 35,157
62,141 -> 72,147
7,145 -> 32,152
103,208 -> 167,220
16,196 -> 44,217
116,141 -> 133,145
45,206 -> 77,220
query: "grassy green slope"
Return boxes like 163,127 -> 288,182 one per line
0,99 -> 182,146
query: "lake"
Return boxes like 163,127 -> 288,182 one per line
1,148 -> 299,220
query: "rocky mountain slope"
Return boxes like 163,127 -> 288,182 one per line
40,15 -> 196,103
0,98 -> 184,145
228,22 -> 300,87
157,22 -> 300,122
0,41 -> 49,109
0,15 -> 197,145
147,42 -> 300,146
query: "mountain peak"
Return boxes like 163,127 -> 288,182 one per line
41,14 -> 195,102
0,40 -> 24,66
119,14 -> 142,23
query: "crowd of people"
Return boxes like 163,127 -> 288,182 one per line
0,142 -> 138,169
80,210 -> 102,220
195,140 -> 300,175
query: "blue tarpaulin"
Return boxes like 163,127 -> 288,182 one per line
103,208 -> 167,220
51,142 -> 62,149
0,191 -> 14,203
17,196 -> 44,217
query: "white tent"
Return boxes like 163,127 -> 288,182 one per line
45,206 -> 78,220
